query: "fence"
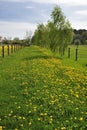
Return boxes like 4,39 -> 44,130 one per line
0,44 -> 24,58
67,46 -> 87,61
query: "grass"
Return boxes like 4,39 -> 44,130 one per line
57,45 -> 87,73
0,45 -> 87,130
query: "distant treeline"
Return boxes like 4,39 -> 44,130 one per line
0,37 -> 31,46
72,29 -> 87,45
1,29 -> 87,46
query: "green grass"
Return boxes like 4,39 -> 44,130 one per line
0,45 -> 87,130
57,45 -> 87,73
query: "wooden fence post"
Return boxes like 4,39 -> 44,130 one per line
2,45 -> 4,58
76,48 -> 78,61
68,48 -> 70,58
7,45 -> 10,56
14,45 -> 15,52
11,45 -> 13,53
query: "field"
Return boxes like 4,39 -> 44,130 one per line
60,45 -> 87,73
0,45 -> 87,130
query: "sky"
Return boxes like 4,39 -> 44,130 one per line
0,0 -> 87,39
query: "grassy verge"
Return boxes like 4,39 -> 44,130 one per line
0,46 -> 87,130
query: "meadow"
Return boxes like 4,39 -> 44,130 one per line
0,45 -> 87,130
60,45 -> 87,73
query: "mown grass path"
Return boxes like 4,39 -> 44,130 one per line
0,46 -> 87,130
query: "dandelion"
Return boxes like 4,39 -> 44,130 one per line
61,127 -> 66,130
23,117 -> 25,120
14,115 -> 17,118
18,106 -> 21,109
18,116 -> 22,119
79,117 -> 83,121
28,122 -> 32,126
29,111 -> 31,113
40,113 -> 44,116
75,94 -> 79,98
0,126 -> 2,129
20,124 -> 23,127
38,118 -> 41,121
49,116 -> 53,124
33,106 -> 37,112
44,113 -> 47,116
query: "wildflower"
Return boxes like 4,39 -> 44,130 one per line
18,116 -> 22,119
75,94 -> 79,98
28,122 -> 32,126
23,117 -> 25,120
79,117 -> 83,121
38,118 -> 41,121
20,124 -> 23,127
74,117 -> 77,120
18,106 -> 21,109
61,127 -> 66,130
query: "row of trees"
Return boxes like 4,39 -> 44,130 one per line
32,6 -> 73,56
72,29 -> 87,45
0,37 -> 30,46
0,31 -> 32,46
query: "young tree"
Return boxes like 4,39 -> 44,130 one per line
50,5 -> 73,55
32,5 -> 73,56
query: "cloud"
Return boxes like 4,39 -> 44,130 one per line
1,0 -> 87,5
71,19 -> 87,29
25,6 -> 34,9
0,21 -> 37,39
76,10 -> 87,16
0,0 -> 58,4
59,0 -> 87,6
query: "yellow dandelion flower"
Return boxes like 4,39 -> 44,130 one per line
61,127 -> 66,130
0,126 -> 2,130
23,117 -> 25,120
75,94 -> 79,98
79,117 -> 83,121
18,106 -> 21,109
44,113 -> 47,116
38,118 -> 41,121
29,122 -> 32,126
19,116 -> 22,119
20,124 -> 23,127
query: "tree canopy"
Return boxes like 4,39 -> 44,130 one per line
32,5 -> 74,55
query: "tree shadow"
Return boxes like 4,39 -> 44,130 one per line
23,55 -> 53,61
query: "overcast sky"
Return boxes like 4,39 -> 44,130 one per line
0,0 -> 87,39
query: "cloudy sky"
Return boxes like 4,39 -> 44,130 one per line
0,0 -> 87,39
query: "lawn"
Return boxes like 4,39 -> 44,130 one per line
0,45 -> 87,130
